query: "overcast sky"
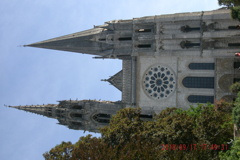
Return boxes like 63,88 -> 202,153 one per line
0,0 -> 220,160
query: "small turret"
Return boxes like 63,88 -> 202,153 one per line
103,70 -> 123,91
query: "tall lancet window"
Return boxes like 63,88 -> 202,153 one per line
182,77 -> 214,89
180,25 -> 200,32
228,25 -> 240,30
234,62 -> 240,69
228,43 -> 240,47
136,29 -> 152,33
188,63 -> 215,70
180,40 -> 200,49
118,37 -> 132,41
93,113 -> 111,123
137,44 -> 151,48
188,95 -> 214,103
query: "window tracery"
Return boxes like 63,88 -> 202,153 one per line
143,64 -> 176,100
93,113 -> 111,123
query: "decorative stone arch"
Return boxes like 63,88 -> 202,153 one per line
218,74 -> 233,92
92,113 -> 111,123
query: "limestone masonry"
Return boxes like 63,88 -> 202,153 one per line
9,9 -> 240,132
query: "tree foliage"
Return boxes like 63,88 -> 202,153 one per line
43,142 -> 73,160
218,0 -> 240,7
233,92 -> 240,128
219,138 -> 240,160
44,103 -> 233,160
231,6 -> 240,21
230,82 -> 240,94
218,0 -> 240,20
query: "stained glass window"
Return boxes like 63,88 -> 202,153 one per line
189,63 -> 215,70
182,77 -> 214,89
188,95 -> 214,103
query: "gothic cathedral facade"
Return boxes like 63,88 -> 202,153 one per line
9,9 -> 240,132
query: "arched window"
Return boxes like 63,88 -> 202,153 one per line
93,113 -> 111,123
188,95 -> 214,103
99,38 -> 106,41
182,77 -> 214,89
234,62 -> 240,69
180,40 -> 200,49
181,25 -> 200,32
228,43 -> 240,47
119,37 -> 132,41
136,29 -> 152,33
188,63 -> 215,70
137,44 -> 151,48
228,26 -> 240,30
234,78 -> 240,83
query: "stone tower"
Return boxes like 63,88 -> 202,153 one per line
9,100 -> 124,132
9,9 -> 240,131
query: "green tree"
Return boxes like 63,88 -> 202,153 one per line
43,142 -> 73,160
219,138 -> 240,160
233,92 -> 240,128
71,135 -> 115,160
44,104 -> 233,160
231,6 -> 240,21
218,0 -> 240,20
218,0 -> 240,7
230,82 -> 240,94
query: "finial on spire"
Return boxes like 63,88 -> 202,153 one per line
17,45 -> 26,47
101,79 -> 108,82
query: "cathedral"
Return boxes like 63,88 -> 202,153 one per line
9,9 -> 240,132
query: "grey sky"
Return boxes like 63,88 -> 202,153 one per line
0,0 -> 220,159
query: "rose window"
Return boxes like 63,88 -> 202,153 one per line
143,65 -> 176,100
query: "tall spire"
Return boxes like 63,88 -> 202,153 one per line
25,20 -> 133,58
8,104 -> 58,118
8,100 -> 125,132
26,27 -> 114,56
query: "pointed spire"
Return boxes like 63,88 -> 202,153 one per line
8,104 -> 58,117
25,27 -> 114,56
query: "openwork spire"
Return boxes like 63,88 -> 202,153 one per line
8,104 -> 58,117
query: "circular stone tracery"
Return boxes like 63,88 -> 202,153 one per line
143,65 -> 176,100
